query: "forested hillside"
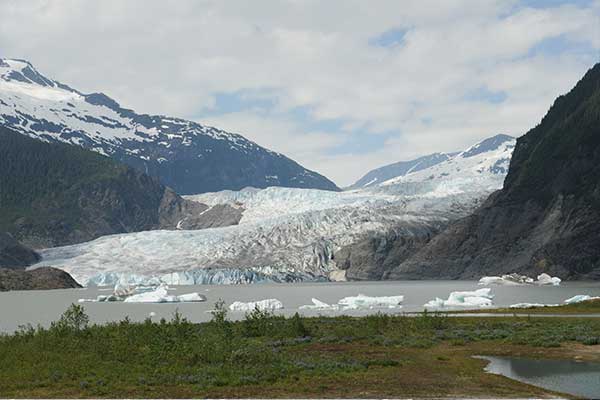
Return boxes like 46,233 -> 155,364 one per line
0,126 -> 204,248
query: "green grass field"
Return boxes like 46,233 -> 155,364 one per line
1,302 -> 598,398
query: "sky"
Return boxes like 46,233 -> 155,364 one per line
0,0 -> 599,186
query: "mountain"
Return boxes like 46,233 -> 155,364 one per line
0,267 -> 81,291
0,58 -> 339,194
0,232 -> 40,269
348,152 -> 456,189
0,232 -> 80,291
34,134 -> 515,286
335,134 -> 516,279
387,63 -> 600,280
0,126 -> 223,248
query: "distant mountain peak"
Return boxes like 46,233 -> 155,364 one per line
460,134 -> 514,158
0,58 -> 339,194
0,58 -> 57,88
349,134 -> 515,191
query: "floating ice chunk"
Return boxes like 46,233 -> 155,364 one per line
478,273 -> 533,286
337,294 -> 404,310
425,288 -> 493,309
564,294 -> 600,304
536,273 -> 561,286
509,303 -> 559,309
229,299 -> 283,312
113,281 -> 136,297
478,273 -> 560,286
123,285 -> 178,303
78,283 -> 205,303
299,298 -> 339,311
176,292 -> 207,302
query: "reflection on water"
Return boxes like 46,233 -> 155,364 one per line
480,356 -> 600,399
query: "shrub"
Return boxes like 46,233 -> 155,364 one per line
51,303 -> 89,332
289,312 -> 310,338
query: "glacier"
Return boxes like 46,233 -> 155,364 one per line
34,135 -> 516,286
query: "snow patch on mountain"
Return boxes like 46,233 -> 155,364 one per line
0,58 -> 339,194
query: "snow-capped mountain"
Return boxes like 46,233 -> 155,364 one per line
349,134 -> 514,191
34,134 -> 516,286
348,152 -> 457,189
0,58 -> 339,194
374,134 -> 515,196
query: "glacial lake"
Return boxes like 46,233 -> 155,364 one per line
2,280 -> 600,333
480,356 -> 600,398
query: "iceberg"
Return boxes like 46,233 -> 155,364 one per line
176,292 -> 207,302
564,294 -> 600,304
536,273 -> 561,286
424,288 -> 493,309
229,298 -> 284,312
113,281 -> 137,297
478,274 -> 533,286
299,298 -> 339,311
123,285 -> 177,303
509,303 -> 559,309
79,283 -> 206,304
478,273 -> 561,286
337,294 -> 404,310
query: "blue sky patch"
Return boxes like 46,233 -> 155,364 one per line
369,28 -> 409,48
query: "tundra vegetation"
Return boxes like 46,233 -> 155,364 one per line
0,302 -> 598,398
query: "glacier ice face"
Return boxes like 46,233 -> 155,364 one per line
228,299 -> 284,312
424,288 -> 494,309
35,134 -> 514,286
36,189 -> 487,286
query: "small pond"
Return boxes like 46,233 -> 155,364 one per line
479,356 -> 600,399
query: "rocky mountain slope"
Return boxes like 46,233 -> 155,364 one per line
0,126 -> 227,248
0,58 -> 339,194
0,267 -> 81,291
335,134 -> 516,279
34,135 -> 515,286
388,63 -> 600,280
0,232 -> 40,269
0,232 -> 80,291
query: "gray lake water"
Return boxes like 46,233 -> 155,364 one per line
2,280 -> 600,333
480,356 -> 600,398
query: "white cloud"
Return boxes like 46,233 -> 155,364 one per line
0,0 -> 598,186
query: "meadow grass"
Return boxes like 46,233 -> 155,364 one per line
0,303 -> 598,398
